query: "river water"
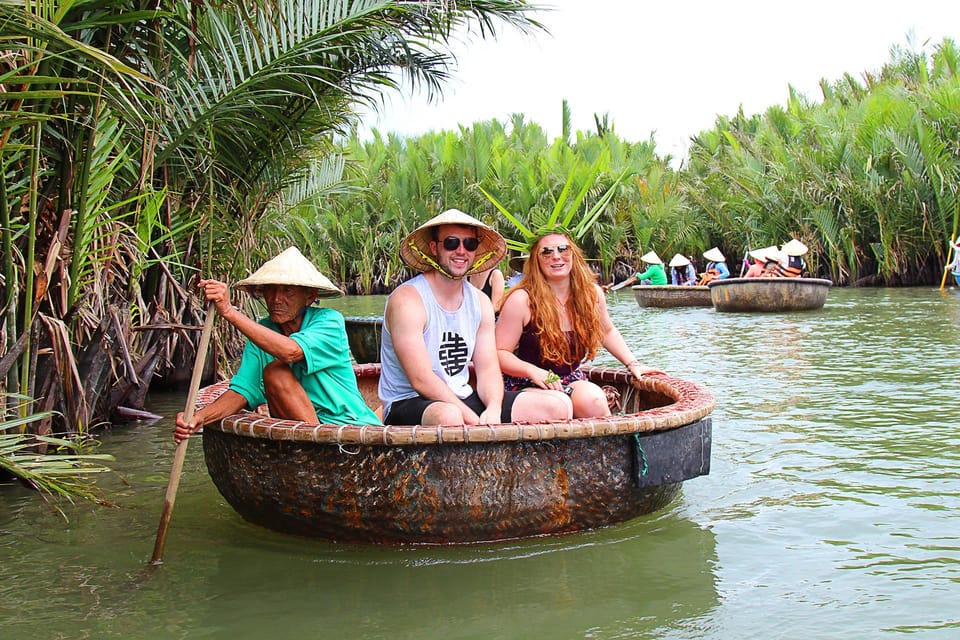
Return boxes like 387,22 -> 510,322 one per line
2,287 -> 959,639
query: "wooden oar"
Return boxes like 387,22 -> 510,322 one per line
609,277 -> 636,292
150,302 -> 215,566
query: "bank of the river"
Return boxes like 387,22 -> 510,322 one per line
2,287 -> 959,639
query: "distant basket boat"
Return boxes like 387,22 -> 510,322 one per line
199,363 -> 715,544
343,316 -> 383,363
632,285 -> 712,308
708,277 -> 832,312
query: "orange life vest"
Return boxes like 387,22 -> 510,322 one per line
697,269 -> 720,286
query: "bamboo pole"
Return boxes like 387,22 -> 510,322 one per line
150,302 -> 215,565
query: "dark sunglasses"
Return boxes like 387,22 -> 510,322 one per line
539,244 -> 571,257
442,236 -> 480,252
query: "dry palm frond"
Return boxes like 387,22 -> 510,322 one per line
1,395 -> 114,516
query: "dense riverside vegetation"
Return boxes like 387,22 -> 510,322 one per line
319,39 -> 960,291
1,1 -> 958,462
684,38 -> 960,286
318,108 -> 667,292
0,0 -> 543,493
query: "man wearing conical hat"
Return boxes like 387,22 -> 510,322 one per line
174,247 -> 379,442
607,250 -> 667,291
379,209 -> 570,426
779,238 -> 809,278
699,247 -> 730,284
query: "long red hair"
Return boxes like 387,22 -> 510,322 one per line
507,235 -> 602,366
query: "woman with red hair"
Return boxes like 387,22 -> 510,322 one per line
495,232 -> 664,419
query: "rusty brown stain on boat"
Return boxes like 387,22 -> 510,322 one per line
552,466 -> 572,526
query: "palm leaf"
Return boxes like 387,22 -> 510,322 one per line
1,394 -> 114,510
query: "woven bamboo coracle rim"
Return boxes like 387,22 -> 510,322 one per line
199,364 -> 715,447
707,276 -> 833,287
632,285 -> 710,291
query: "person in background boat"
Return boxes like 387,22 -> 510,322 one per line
780,238 -> 809,277
697,247 -> 730,285
744,248 -> 769,278
761,247 -> 785,277
173,247 -> 380,443
505,254 -> 526,289
946,238 -> 960,284
467,264 -> 505,312
378,209 -> 570,426
669,253 -> 697,286
496,232 -> 664,419
609,251 -> 667,290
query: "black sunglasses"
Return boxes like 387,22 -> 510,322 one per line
539,244 -> 571,257
442,236 -> 480,252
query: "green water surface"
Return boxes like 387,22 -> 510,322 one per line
2,287 -> 959,639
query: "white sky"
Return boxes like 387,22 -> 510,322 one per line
360,0 -> 960,160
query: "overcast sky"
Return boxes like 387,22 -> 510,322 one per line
360,0 -> 960,160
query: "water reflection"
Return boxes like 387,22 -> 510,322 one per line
181,513 -> 718,640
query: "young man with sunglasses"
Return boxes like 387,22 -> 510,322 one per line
378,209 -> 571,426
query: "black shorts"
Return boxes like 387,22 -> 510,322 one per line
384,390 -> 520,426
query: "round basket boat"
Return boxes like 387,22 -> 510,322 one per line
708,276 -> 832,312
199,364 -> 715,544
343,316 -> 383,363
632,285 -> 712,308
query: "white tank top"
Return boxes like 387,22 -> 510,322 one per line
378,274 -> 481,419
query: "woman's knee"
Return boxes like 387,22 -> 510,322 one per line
513,390 -> 572,421
571,382 -> 611,418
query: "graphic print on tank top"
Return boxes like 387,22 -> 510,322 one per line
439,330 -> 469,376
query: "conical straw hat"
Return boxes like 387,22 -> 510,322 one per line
749,248 -> 769,262
703,247 -> 725,262
508,254 -> 528,273
640,251 -> 662,265
400,209 -> 507,276
235,247 -> 342,298
765,247 -> 785,263
668,253 -> 690,267
781,238 -> 809,256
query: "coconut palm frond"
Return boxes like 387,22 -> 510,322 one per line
476,184 -> 534,252
480,154 -> 632,253
569,167 -> 631,240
